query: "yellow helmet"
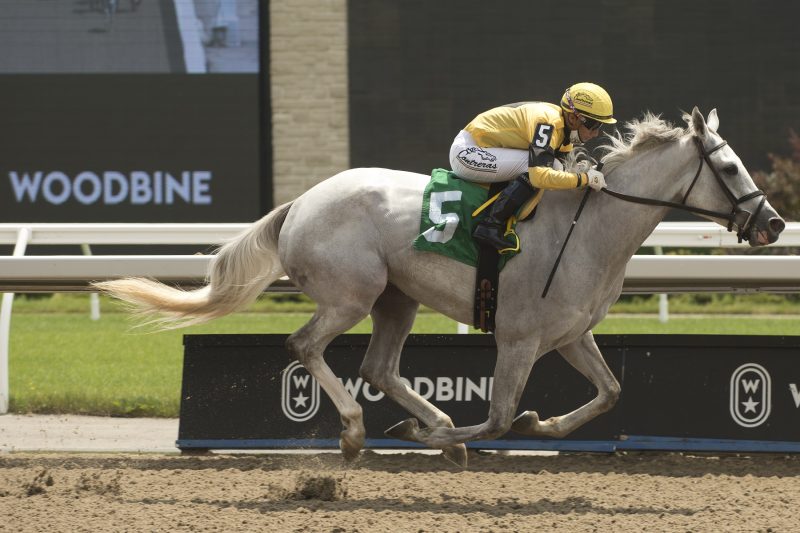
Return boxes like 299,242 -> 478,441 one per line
560,82 -> 617,125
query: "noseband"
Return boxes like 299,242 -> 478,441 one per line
601,135 -> 767,243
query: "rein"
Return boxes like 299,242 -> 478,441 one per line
601,137 -> 766,243
541,135 -> 767,298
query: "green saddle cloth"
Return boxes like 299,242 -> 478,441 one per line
412,168 -> 520,268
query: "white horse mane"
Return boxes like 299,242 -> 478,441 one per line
599,112 -> 689,170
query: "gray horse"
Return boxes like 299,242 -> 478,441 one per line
97,108 -> 784,467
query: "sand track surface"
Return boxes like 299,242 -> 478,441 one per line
2,451 -> 799,532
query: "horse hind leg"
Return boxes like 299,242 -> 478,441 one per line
358,284 -> 468,468
511,331 -> 621,438
286,302 -> 374,461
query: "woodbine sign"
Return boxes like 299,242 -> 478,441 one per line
8,170 -> 213,206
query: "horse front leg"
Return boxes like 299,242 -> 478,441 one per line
386,340 -> 538,449
511,331 -> 620,438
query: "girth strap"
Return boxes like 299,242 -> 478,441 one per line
473,181 -> 507,332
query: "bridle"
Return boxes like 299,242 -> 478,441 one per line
601,135 -> 767,243
542,134 -> 767,298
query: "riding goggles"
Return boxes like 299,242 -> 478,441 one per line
579,115 -> 603,131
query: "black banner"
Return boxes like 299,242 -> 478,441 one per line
620,336 -> 800,441
178,334 -> 800,452
0,75 -> 262,223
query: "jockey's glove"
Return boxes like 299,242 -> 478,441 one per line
586,168 -> 606,190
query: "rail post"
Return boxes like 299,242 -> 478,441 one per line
0,227 -> 30,413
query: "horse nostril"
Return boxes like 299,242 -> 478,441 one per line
769,217 -> 786,235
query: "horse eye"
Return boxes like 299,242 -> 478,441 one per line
723,164 -> 738,176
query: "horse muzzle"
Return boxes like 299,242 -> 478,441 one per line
742,208 -> 785,247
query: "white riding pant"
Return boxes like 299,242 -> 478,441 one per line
448,130 -> 528,183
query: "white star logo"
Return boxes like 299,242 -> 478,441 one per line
293,393 -> 309,408
741,397 -> 759,413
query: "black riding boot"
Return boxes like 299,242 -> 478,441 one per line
473,174 -> 536,250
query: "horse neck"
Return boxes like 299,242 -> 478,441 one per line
578,138 -> 699,261
605,136 -> 698,201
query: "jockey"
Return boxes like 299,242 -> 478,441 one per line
449,82 -> 617,250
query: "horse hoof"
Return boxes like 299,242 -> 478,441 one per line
384,418 -> 420,441
510,410 -> 541,434
340,443 -> 361,463
442,444 -> 468,469
339,430 -> 364,462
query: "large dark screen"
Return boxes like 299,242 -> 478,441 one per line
0,0 -> 263,222
348,0 -> 800,175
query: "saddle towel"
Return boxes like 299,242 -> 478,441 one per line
412,168 -> 521,267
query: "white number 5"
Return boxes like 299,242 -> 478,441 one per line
534,124 -> 553,148
422,190 -> 462,243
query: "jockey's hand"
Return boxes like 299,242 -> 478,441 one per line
586,168 -> 606,190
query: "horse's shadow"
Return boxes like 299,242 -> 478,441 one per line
124,494 -> 697,518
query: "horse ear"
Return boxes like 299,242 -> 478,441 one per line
691,106 -> 707,137
707,108 -> 719,132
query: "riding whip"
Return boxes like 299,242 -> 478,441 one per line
541,163 -> 602,298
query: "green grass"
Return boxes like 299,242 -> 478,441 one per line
12,291 -> 800,315
7,294 -> 800,417
594,315 -> 800,335
611,293 -> 800,315
8,312 -> 464,417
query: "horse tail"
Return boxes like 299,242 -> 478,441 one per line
95,201 -> 293,328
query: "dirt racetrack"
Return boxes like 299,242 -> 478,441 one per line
2,451 -> 799,532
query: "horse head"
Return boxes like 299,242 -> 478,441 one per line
685,107 -> 785,246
